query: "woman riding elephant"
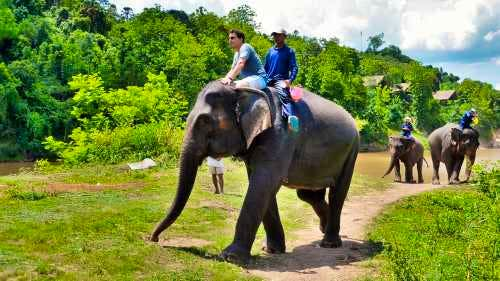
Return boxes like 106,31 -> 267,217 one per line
220,29 -> 269,90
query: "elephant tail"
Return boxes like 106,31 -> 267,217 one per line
422,157 -> 429,167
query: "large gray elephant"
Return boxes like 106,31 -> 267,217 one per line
382,136 -> 428,183
150,81 -> 359,264
428,123 -> 479,184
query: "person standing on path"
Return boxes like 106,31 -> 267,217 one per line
207,156 -> 224,194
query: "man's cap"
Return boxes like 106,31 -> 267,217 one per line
470,108 -> 476,113
271,28 -> 287,36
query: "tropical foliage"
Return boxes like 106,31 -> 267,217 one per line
0,1 -> 498,162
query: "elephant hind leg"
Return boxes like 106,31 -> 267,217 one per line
262,196 -> 286,254
322,148 -> 358,248
297,189 -> 328,233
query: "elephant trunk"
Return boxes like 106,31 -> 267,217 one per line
150,142 -> 202,242
382,155 -> 397,178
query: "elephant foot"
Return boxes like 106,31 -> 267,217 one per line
320,236 -> 342,248
220,243 -> 250,265
394,179 -> 402,183
262,239 -> 286,254
149,234 -> 159,242
319,219 -> 327,234
432,179 -> 440,185
449,179 -> 460,185
408,180 -> 416,184
418,179 -> 424,184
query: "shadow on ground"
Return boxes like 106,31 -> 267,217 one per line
158,235 -> 383,273
246,236 -> 382,273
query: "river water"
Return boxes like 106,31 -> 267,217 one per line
0,162 -> 34,176
1,149 -> 499,180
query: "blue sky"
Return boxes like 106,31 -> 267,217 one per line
110,0 -> 500,89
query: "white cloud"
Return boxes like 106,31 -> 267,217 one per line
400,0 -> 500,51
493,57 -> 500,65
110,0 -> 500,52
496,83 -> 500,90
484,29 -> 500,41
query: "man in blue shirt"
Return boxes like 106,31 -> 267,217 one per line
264,29 -> 299,132
401,117 -> 414,140
458,108 -> 478,130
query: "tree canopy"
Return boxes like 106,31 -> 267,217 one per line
0,0 -> 498,162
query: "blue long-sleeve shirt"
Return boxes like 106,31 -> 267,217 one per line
401,122 -> 413,138
264,44 -> 298,82
459,111 -> 474,129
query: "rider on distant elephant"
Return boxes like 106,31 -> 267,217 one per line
458,108 -> 478,130
401,116 -> 414,140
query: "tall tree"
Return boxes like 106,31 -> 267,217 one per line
366,32 -> 385,53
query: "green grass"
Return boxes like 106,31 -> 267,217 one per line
0,158 -> 391,280
363,186 -> 499,281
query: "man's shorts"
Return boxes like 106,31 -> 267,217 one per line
236,75 -> 266,90
209,166 -> 224,175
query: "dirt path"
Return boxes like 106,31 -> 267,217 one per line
248,183 -> 445,281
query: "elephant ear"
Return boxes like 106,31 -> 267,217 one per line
235,88 -> 273,149
450,127 -> 462,142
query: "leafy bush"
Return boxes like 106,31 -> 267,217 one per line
44,121 -> 183,165
368,189 -> 499,280
4,188 -> 49,201
472,161 -> 499,201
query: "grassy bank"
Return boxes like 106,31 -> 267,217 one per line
0,159 -> 389,280
363,162 -> 499,280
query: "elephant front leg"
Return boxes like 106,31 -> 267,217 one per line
394,159 -> 402,182
262,196 -> 286,254
220,168 -> 281,264
431,152 -> 440,185
443,155 -> 455,184
404,163 -> 415,183
449,157 -> 464,184
463,154 -> 476,183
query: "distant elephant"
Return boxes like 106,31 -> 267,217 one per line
150,81 -> 359,264
428,123 -> 479,184
382,136 -> 428,183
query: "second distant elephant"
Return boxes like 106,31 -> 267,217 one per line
382,136 -> 428,183
428,124 -> 479,184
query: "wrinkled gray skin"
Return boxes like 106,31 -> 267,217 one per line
382,136 -> 427,183
428,123 -> 479,185
150,81 -> 359,264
